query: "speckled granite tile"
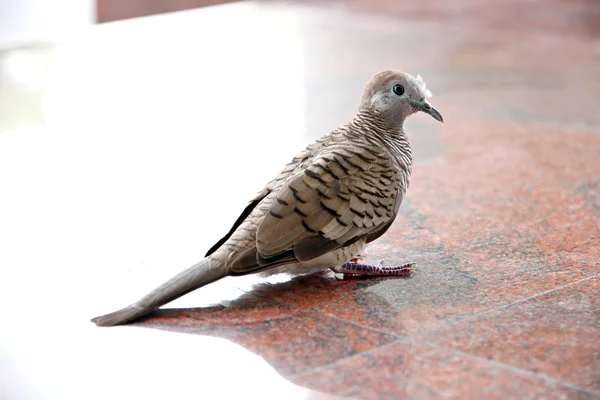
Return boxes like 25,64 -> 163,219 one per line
248,149 -> 600,336
4,1 -> 600,399
135,293 -> 397,378
249,92 -> 600,339
295,341 -> 596,400
422,276 -> 600,392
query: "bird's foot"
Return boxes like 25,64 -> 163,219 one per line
332,259 -> 415,277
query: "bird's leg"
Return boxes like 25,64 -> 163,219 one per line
331,259 -> 415,277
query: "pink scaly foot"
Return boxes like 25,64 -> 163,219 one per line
331,259 -> 415,277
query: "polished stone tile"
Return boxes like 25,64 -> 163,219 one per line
248,0 -> 600,339
423,276 -> 600,392
249,273 -> 418,335
2,0 -> 600,399
136,292 -> 397,377
249,159 -> 600,336
295,341 -> 595,400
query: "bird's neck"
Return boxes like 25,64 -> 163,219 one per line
350,109 -> 412,172
353,108 -> 403,133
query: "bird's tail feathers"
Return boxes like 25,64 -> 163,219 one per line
91,257 -> 224,326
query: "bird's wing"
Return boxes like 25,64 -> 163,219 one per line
205,187 -> 270,257
254,143 -> 402,264
204,142 -> 319,257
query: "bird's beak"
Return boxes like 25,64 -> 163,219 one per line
411,99 -> 443,123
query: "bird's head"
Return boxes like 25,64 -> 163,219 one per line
360,70 -> 443,126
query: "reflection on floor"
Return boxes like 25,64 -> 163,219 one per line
1,0 -> 599,399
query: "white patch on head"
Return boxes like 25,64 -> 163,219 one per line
416,74 -> 433,98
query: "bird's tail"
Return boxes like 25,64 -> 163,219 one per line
91,257 -> 225,326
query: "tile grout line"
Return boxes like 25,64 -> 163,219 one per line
291,334 -> 600,397
239,288 -> 411,339
240,274 -> 600,394
312,309 -> 408,338
447,272 -> 600,327
241,288 -> 423,381
242,272 -> 599,341
288,337 -> 410,381
420,341 -> 600,397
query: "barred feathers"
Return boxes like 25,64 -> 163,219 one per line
91,70 -> 435,326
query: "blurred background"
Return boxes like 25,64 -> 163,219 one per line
1,0 -> 245,50
1,1 -> 599,399
3,0 -> 600,48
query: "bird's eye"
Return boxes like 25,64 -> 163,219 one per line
392,84 -> 405,96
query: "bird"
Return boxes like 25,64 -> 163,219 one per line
91,70 -> 443,327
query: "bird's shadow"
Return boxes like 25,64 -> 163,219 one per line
134,272 -> 413,381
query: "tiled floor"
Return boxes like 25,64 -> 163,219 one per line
1,1 -> 599,399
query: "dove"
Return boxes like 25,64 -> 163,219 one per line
91,70 -> 443,326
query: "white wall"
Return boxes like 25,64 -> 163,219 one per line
0,0 -> 95,49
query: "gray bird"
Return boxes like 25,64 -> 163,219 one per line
92,70 -> 443,326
